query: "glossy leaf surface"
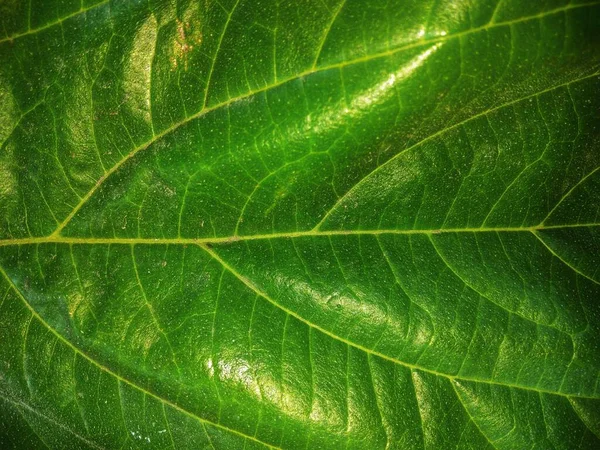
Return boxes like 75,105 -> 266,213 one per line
1,0 -> 600,448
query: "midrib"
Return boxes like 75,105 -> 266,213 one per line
0,223 -> 597,247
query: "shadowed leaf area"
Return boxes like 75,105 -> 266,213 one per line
1,0 -> 600,448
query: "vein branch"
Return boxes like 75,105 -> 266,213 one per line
0,0 -> 111,44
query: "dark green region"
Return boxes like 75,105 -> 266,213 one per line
0,0 -> 599,448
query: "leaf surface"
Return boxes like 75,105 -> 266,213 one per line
1,0 -> 599,448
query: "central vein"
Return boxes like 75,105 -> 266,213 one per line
0,223 -> 596,247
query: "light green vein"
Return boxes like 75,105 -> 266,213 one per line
312,0 -> 347,69
0,0 -> 111,44
542,165 -> 600,225
532,231 -> 600,286
568,397 -> 600,440
0,393 -> 106,450
1,223 -> 598,248
410,370 -> 427,450
426,232 -> 572,335
201,0 -> 242,110
449,381 -> 497,449
314,71 -> 600,230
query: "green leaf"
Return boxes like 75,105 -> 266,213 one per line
1,0 -> 599,448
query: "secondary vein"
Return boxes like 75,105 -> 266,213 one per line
0,0 -> 111,44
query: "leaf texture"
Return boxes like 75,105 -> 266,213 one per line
1,0 -> 599,448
